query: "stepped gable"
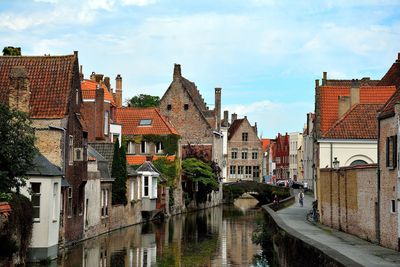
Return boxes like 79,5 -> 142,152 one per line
0,54 -> 76,118
116,107 -> 179,136
324,104 -> 383,139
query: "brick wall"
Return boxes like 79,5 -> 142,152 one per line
378,116 -> 398,250
320,165 -> 377,242
160,80 -> 213,146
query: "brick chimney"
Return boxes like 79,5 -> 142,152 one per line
90,71 -> 96,81
173,64 -> 181,80
115,74 -> 122,108
350,79 -> 360,107
322,72 -> 327,85
104,76 -> 111,91
231,113 -> 237,123
396,52 -> 400,63
8,66 -> 30,114
95,84 -> 105,140
215,87 -> 221,130
79,65 -> 84,81
223,110 -> 229,127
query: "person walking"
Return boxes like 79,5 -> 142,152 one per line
298,190 -> 304,207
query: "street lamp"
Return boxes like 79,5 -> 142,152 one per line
333,157 -> 340,170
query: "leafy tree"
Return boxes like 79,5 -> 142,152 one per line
0,103 -> 36,193
111,139 -> 127,205
127,94 -> 160,107
182,158 -> 218,188
153,157 -> 179,187
2,46 -> 21,56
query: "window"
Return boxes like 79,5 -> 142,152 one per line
184,104 -> 189,110
69,135 -> 73,165
242,151 -> 248,159
127,141 -> 135,154
242,132 -> 248,141
167,104 -> 172,110
156,142 -> 163,154
131,179 -> 135,201
141,141 -> 147,154
104,111 -> 109,135
231,151 -> 237,159
230,166 -> 236,177
391,199 -> 396,213
101,189 -> 109,217
105,189 -> 108,216
252,152 -> 258,159
76,89 -> 79,105
31,183 -> 41,221
386,136 -> 397,168
253,166 -> 260,178
144,176 -> 149,197
139,119 -> 152,126
238,166 -> 244,175
53,183 -> 58,221
68,187 -> 72,217
245,166 -> 252,175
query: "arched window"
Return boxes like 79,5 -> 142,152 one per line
350,160 -> 368,166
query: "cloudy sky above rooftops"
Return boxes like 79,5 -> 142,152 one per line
1,0 -> 399,137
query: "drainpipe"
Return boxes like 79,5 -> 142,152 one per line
377,119 -> 381,243
330,142 -> 333,168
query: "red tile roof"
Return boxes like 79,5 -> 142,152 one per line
319,85 -> 396,135
378,54 -> 400,119
127,155 -> 175,165
116,107 -> 179,136
324,104 -> 383,139
0,55 -> 77,118
81,79 -> 115,106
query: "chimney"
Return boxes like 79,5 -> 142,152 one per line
95,84 -> 105,140
115,74 -> 122,108
322,72 -> 327,85
223,110 -> 229,127
350,79 -> 360,107
231,113 -> 237,123
396,52 -> 400,63
215,88 -> 221,130
95,74 -> 104,83
8,66 -> 30,113
254,122 -> 258,134
315,79 -> 319,87
79,65 -> 84,81
104,76 -> 111,91
173,64 -> 181,80
90,72 -> 96,81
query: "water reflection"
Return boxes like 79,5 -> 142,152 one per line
58,204 -> 265,267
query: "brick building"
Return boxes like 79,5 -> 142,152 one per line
0,52 -> 88,245
377,53 -> 400,251
159,64 -> 223,163
275,133 -> 289,181
227,114 -> 262,182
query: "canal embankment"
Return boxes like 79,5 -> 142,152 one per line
262,191 -> 400,267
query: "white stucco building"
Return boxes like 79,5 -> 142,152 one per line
289,132 -> 302,180
21,153 -> 62,262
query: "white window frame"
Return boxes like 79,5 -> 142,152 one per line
52,182 -> 58,221
128,141 -> 135,154
31,182 -> 41,222
143,176 -> 149,197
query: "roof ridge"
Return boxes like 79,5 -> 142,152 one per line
154,108 -> 178,135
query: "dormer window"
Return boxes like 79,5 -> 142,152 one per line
139,119 -> 152,126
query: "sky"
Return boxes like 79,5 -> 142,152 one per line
1,0 -> 400,138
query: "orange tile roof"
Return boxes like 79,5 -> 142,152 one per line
261,138 -> 271,152
126,155 -> 175,165
324,104 -> 383,139
116,107 -> 179,136
81,79 -> 115,106
0,55 -> 76,118
319,85 -> 396,136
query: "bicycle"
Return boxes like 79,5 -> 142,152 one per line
306,200 -> 320,223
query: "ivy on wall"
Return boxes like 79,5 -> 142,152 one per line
122,134 -> 180,156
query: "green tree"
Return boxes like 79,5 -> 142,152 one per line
0,103 -> 36,192
2,46 -> 21,56
182,158 -> 218,188
127,94 -> 160,107
111,139 -> 127,205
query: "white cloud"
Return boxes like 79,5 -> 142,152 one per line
121,0 -> 157,6
88,0 -> 115,10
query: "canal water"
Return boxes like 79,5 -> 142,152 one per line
57,203 -> 266,267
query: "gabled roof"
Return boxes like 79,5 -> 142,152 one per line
319,85 -> 396,135
378,54 -> 400,119
228,119 -> 244,140
116,107 -> 179,136
26,152 -> 63,176
89,142 -> 114,173
136,161 -> 160,174
88,145 -> 112,180
324,104 -> 382,139
261,139 -> 271,152
81,79 -> 115,106
0,54 -> 77,118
